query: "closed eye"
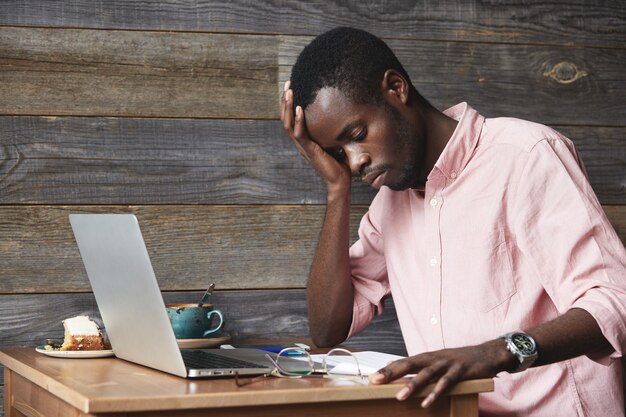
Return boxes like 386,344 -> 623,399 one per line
326,126 -> 365,162
352,128 -> 367,142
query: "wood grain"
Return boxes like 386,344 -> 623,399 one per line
0,289 -> 406,385
0,350 -> 491,415
1,118 -> 622,204
0,28 -> 278,119
603,206 -> 626,242
0,1 -> 623,415
279,37 -> 626,127
0,117 -> 377,204
9,372 -> 93,417
0,290 -> 405,353
1,28 -> 624,125
450,395 -> 478,417
0,205 -> 369,293
124,401 -> 448,417
1,204 -> 625,294
6,369 -> 451,417
0,1 -> 623,48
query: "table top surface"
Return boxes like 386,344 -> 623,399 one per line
0,347 -> 493,413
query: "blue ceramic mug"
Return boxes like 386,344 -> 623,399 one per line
166,303 -> 224,339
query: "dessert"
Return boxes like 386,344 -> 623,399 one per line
59,315 -> 105,351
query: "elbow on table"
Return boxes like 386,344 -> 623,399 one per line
309,325 -> 349,348
307,301 -> 353,348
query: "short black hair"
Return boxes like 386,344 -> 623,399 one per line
290,27 -> 421,110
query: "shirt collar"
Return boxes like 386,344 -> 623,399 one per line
431,102 -> 484,181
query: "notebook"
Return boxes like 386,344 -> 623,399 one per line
69,213 -> 275,378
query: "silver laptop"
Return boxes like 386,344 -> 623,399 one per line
69,213 -> 275,378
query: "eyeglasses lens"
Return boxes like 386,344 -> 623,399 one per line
324,348 -> 362,378
276,348 -> 314,376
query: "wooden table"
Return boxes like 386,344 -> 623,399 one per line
1,347 -> 493,417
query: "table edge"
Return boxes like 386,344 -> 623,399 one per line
1,348 -> 493,413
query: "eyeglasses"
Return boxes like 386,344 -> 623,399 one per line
235,347 -> 366,387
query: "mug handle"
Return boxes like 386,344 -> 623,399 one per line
202,310 -> 224,337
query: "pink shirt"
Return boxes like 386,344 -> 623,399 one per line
347,103 -> 626,416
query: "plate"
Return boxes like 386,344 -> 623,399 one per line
176,332 -> 231,349
35,346 -> 115,359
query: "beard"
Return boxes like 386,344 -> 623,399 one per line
384,104 -> 424,191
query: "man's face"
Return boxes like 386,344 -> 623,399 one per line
303,87 -> 425,190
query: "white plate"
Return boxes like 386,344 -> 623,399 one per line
35,346 -> 115,359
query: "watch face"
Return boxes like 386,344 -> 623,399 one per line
511,333 -> 536,355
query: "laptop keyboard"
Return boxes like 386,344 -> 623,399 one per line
180,350 -> 262,369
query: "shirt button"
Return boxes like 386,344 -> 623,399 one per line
430,257 -> 438,266
429,198 -> 438,207
450,171 -> 457,179
430,316 -> 438,325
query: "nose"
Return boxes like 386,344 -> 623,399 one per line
345,146 -> 370,176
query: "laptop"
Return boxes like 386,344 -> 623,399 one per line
69,213 -> 276,378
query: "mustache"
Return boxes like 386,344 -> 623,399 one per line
352,164 -> 391,179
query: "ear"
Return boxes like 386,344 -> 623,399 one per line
381,69 -> 409,105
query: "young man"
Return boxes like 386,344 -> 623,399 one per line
280,27 -> 626,415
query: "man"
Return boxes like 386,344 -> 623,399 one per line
280,27 -> 626,415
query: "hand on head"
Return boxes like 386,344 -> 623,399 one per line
280,81 -> 352,193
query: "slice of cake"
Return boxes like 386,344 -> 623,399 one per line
59,315 -> 105,351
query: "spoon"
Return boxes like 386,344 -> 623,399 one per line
198,283 -> 215,307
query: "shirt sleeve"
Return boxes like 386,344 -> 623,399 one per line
512,134 -> 626,365
346,199 -> 390,338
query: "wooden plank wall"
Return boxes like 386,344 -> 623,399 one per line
0,1 -> 624,414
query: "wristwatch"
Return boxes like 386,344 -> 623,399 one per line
502,331 -> 538,373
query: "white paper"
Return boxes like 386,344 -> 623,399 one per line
310,351 -> 406,376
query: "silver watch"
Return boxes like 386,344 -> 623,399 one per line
502,331 -> 538,373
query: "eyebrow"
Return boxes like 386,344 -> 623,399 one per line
335,120 -> 362,143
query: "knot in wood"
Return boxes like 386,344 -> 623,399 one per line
543,61 -> 588,84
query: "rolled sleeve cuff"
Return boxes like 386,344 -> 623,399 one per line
347,291 -> 382,339
572,292 -> 626,365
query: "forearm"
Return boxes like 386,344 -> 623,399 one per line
279,81 -> 357,347
371,307 -> 614,406
482,307 -> 612,374
307,188 -> 354,347
525,307 -> 611,367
